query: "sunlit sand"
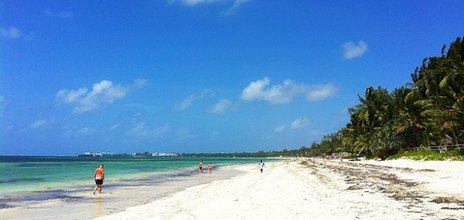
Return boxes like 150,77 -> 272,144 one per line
99,160 -> 464,219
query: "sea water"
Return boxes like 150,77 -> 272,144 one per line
0,156 -> 271,216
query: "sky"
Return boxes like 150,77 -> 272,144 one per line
1,0 -> 464,155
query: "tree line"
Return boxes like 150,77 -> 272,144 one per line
300,37 -> 464,159
149,38 -> 463,160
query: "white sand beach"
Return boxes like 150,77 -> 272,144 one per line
98,159 -> 464,220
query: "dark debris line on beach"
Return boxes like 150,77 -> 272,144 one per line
300,159 -> 464,219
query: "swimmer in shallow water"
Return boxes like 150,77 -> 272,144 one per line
93,164 -> 105,195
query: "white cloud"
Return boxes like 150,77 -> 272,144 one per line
342,40 -> 368,59
290,117 -> 310,129
30,119 -> 47,128
241,77 -> 272,102
240,77 -> 336,104
306,84 -> 337,101
176,89 -> 213,111
1,26 -> 21,40
44,10 -> 73,18
274,117 -> 309,133
127,123 -> 168,140
209,99 -> 232,114
56,79 -> 146,114
274,125 -> 286,133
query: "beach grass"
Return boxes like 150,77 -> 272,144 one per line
388,149 -> 464,161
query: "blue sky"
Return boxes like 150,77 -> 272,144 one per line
1,0 -> 463,155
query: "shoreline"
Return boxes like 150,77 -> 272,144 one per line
0,163 -> 250,220
3,158 -> 464,219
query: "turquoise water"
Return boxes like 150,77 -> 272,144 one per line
0,156 -> 278,219
0,156 -> 269,195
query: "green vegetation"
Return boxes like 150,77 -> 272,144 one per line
388,149 -> 464,161
295,37 -> 464,160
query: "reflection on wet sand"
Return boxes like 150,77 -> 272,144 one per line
93,196 -> 104,218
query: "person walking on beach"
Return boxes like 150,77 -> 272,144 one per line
198,161 -> 204,174
93,164 -> 105,195
259,160 -> 265,173
208,162 -> 213,174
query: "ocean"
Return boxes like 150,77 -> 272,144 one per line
0,155 -> 273,218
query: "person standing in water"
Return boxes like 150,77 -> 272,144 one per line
93,164 -> 105,195
259,160 -> 265,173
208,162 -> 213,174
198,161 -> 204,174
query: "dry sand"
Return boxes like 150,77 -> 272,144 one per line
98,159 -> 464,220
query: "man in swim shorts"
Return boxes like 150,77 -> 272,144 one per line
93,164 -> 105,195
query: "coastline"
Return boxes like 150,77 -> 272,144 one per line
0,163 -> 248,220
3,158 -> 464,219
99,159 -> 464,220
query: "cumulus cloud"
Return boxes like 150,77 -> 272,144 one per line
127,122 -> 168,140
240,77 -> 303,104
240,77 -> 337,104
306,84 -> 338,101
209,99 -> 232,114
342,40 -> 368,59
44,10 -> 73,18
290,117 -> 310,129
56,79 -> 146,114
274,117 -> 310,132
274,125 -> 286,133
30,119 -> 47,128
176,89 -> 213,111
1,26 -> 21,40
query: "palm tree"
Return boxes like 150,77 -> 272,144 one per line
411,37 -> 464,145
